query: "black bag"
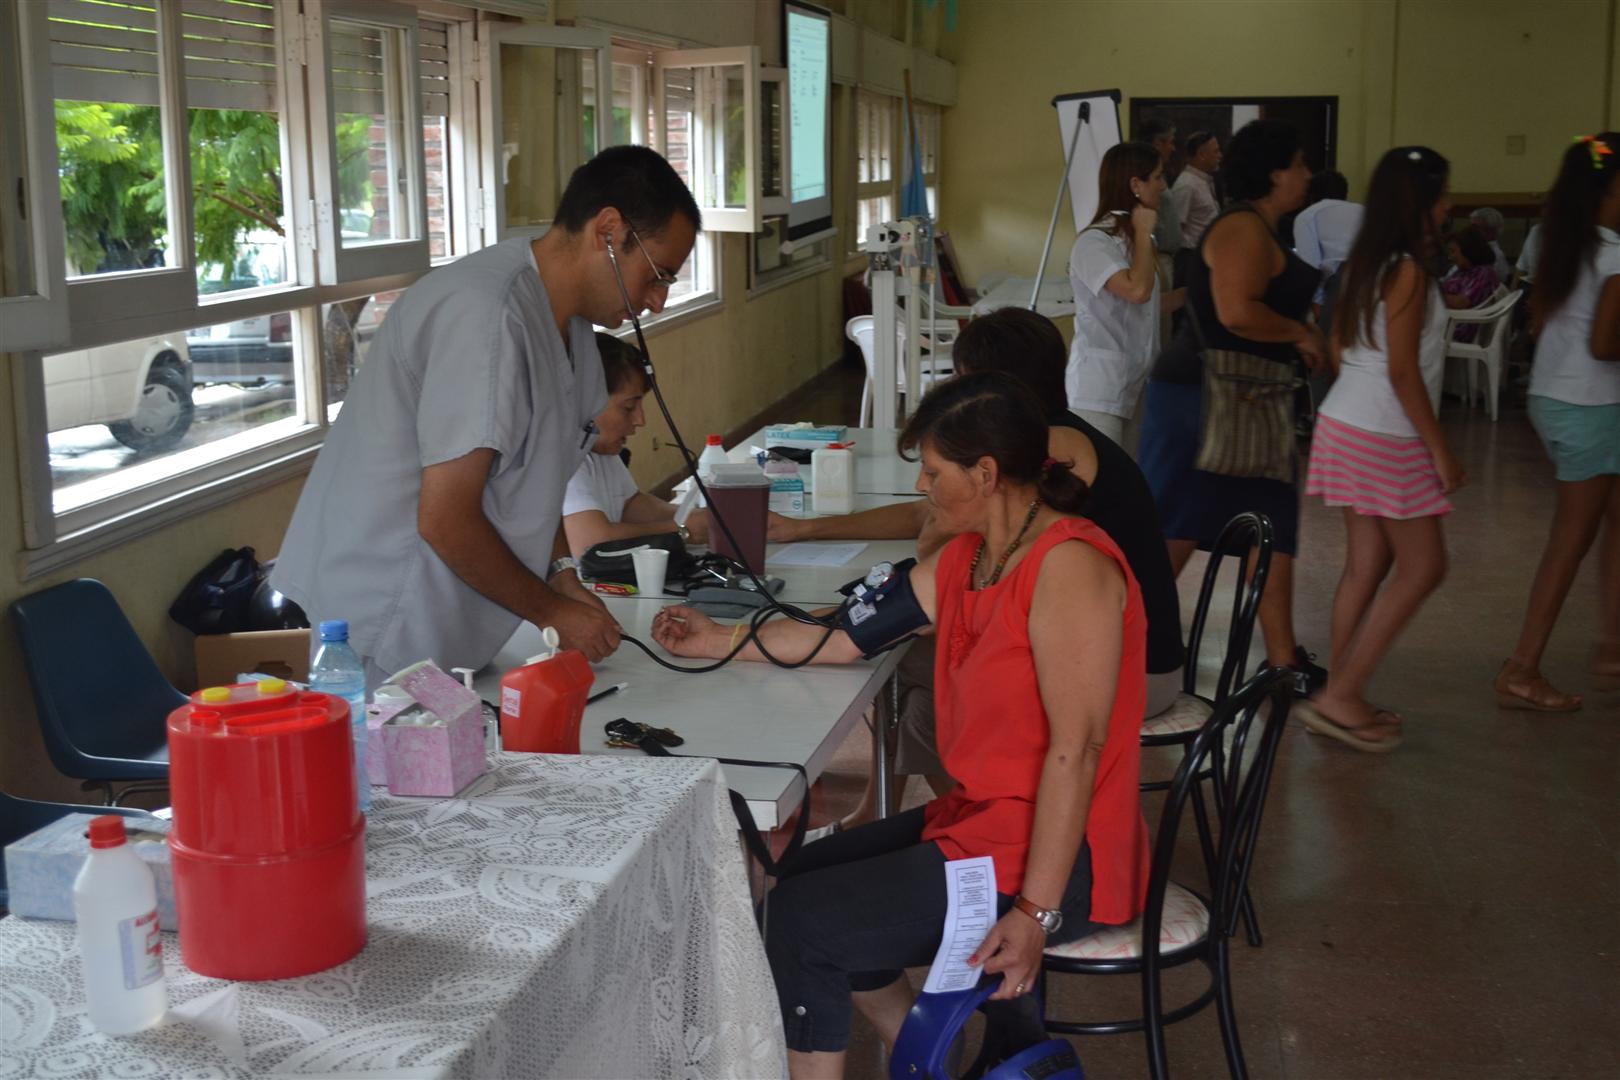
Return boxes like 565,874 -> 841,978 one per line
578,532 -> 702,587
169,547 -> 262,635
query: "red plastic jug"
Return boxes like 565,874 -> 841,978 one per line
499,627 -> 595,753
167,683 -> 366,981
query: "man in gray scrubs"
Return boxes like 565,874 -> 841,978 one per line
273,146 -> 700,686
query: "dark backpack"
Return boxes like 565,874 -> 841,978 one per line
169,547 -> 262,635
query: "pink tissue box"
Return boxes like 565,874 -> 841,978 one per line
380,705 -> 486,797
387,661 -> 481,728
364,697 -> 413,786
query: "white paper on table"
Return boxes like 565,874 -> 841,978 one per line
768,542 -> 868,568
921,855 -> 997,994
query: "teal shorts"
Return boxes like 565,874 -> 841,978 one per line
1527,395 -> 1620,482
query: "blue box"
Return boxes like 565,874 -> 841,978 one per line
4,813 -> 177,930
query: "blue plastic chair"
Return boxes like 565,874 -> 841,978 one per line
0,790 -> 154,909
889,977 -> 1085,1080
10,579 -> 182,804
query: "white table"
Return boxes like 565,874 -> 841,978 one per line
971,274 -> 1076,320
0,754 -> 786,1079
477,598 -> 905,830
737,425 -> 921,496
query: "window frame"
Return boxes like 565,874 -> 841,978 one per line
477,21 -> 612,246
851,87 -> 897,258
305,0 -> 432,283
653,45 -> 762,234
0,0 -> 70,353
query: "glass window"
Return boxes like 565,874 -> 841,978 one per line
45,310 -> 308,516
331,17 -> 420,247
321,291 -> 398,417
759,75 -> 785,206
855,90 -> 896,245
751,216 -> 827,290
420,19 -> 452,259
500,42 -> 592,232
654,47 -> 759,232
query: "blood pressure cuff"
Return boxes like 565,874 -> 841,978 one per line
839,557 -> 930,658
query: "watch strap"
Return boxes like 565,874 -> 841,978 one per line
547,556 -> 579,580
1012,895 -> 1060,933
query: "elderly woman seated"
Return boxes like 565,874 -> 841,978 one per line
653,373 -> 1150,1080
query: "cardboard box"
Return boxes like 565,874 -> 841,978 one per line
4,813 -> 178,930
195,629 -> 310,689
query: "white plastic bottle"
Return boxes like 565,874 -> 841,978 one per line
695,434 -> 728,508
812,443 -> 855,515
73,815 -> 166,1035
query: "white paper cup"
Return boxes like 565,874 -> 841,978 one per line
631,546 -> 670,597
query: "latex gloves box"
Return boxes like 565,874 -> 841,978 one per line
765,423 -> 847,449
376,661 -> 487,797
4,813 -> 177,930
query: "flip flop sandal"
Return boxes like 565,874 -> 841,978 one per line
1294,701 -> 1403,754
1493,664 -> 1582,713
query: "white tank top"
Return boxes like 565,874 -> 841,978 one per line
1319,264 -> 1450,438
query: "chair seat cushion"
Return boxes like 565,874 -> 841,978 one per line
1044,882 -> 1209,961
1141,693 -> 1211,738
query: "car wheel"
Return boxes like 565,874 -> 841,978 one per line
109,362 -> 195,453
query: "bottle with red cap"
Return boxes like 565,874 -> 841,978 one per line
696,433 -> 728,508
73,815 -> 167,1034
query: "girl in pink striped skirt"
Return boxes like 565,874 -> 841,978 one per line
1300,146 -> 1466,752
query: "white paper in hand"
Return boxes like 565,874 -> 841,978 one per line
922,855 -> 997,994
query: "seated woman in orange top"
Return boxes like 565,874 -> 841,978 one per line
652,373 -> 1150,1080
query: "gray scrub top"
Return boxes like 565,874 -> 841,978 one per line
272,237 -> 608,677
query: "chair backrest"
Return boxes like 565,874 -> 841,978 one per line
9,579 -> 187,771
1474,288 -> 1522,352
1143,667 -> 1294,955
1181,512 -> 1274,705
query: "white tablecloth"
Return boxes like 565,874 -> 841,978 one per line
0,754 -> 788,1079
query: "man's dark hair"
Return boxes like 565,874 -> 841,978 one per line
1307,170 -> 1350,204
594,331 -> 650,395
1184,131 -> 1216,158
950,308 -> 1067,418
1219,119 -> 1303,201
554,145 -> 702,236
1136,114 -> 1175,143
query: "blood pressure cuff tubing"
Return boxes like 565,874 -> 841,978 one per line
838,557 -> 930,658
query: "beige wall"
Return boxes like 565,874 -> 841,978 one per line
940,0 -> 1617,286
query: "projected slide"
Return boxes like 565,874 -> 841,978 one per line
786,1 -> 832,237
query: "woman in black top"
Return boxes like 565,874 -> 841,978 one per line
1138,119 -> 1328,692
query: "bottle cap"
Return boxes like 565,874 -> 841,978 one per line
87,815 -> 127,849
705,434 -> 722,445
200,686 -> 232,703
257,678 -> 288,695
318,619 -> 349,642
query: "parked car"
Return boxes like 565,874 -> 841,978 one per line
44,337 -> 195,452
187,311 -> 295,384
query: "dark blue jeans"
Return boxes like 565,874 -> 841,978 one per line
766,806 -> 1097,1053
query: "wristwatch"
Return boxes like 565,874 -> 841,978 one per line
547,556 -> 579,581
1012,895 -> 1063,935
675,523 -> 692,544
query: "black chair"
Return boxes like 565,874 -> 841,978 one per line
10,579 -> 181,805
1041,665 -> 1295,1080
0,789 -> 154,909
1140,512 -> 1273,944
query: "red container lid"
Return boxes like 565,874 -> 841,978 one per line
188,680 -> 297,714
167,691 -> 358,856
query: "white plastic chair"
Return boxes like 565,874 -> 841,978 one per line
1441,287 -> 1520,422
845,315 -> 955,428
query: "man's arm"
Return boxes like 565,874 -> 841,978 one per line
418,449 -> 620,660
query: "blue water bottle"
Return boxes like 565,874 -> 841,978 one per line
309,619 -> 370,813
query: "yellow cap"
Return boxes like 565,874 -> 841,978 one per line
200,686 -> 232,703
256,678 -> 288,695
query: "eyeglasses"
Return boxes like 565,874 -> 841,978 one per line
629,228 -> 680,289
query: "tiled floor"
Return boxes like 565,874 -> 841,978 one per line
774,368 -> 1619,1079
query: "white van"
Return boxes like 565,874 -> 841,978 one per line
44,337 -> 195,453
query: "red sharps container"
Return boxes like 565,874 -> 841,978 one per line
167,680 -> 367,980
499,627 -> 594,753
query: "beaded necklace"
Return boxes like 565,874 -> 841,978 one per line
969,498 -> 1042,590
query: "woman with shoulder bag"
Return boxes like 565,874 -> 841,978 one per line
1137,118 -> 1328,692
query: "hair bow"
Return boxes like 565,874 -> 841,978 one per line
1574,134 -> 1615,170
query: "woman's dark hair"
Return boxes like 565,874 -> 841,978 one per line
1332,146 -> 1450,351
554,145 -> 703,236
897,372 -> 1089,515
1088,141 -> 1160,237
594,332 -> 650,395
1532,132 -> 1620,329
1219,119 -> 1303,202
1448,224 -> 1495,270
951,309 -> 1068,416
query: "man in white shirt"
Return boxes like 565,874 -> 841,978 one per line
1515,222 -> 1543,285
272,147 -> 699,686
1292,172 -> 1364,320
1171,132 -> 1221,253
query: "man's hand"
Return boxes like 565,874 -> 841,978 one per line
541,583 -> 620,661
970,910 -> 1048,1001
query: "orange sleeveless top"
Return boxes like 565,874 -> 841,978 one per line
920,516 -> 1150,925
